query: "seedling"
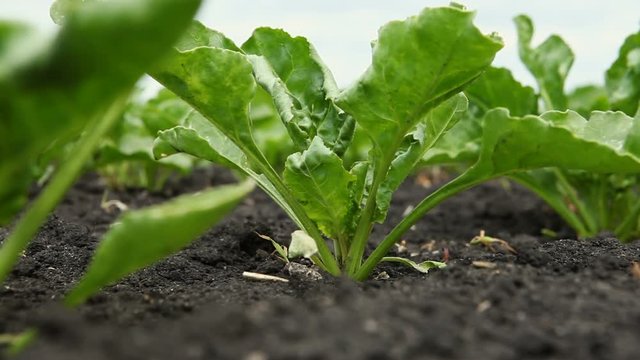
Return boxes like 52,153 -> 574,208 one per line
256,233 -> 289,263
469,230 -> 517,255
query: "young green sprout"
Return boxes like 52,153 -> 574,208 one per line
469,230 -> 517,255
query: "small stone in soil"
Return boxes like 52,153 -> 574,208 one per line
284,262 -> 323,281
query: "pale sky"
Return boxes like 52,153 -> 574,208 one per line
2,1 -> 639,90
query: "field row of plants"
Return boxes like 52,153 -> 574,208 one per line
1,1 -> 639,349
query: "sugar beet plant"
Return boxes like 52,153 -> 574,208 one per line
424,15 -> 640,241
147,3 -> 640,283
125,3 -> 503,281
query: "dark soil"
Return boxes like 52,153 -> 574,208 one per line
1,168 -> 640,360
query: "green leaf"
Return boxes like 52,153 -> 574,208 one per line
606,31 -> 640,116
154,112 -> 302,229
242,28 -> 355,155
154,111 -> 250,170
49,0 -> 96,25
568,85 -> 610,118
0,0 -> 202,224
288,230 -> 318,259
283,137 -> 356,240
174,20 -> 241,52
381,257 -> 446,274
465,67 -> 537,117
169,21 -> 296,166
151,47 -> 264,163
339,5 -> 501,275
139,89 -> 193,135
423,66 -> 536,166
337,6 -> 502,164
65,180 -> 254,306
474,109 -> 640,176
96,90 -> 196,183
256,233 -> 288,262
514,15 -> 574,111
421,113 -> 482,166
375,93 -> 469,220
249,85 -> 296,167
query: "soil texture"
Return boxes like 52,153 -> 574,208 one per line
1,168 -> 640,360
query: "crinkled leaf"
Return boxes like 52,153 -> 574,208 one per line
288,230 -> 318,259
568,85 -> 610,118
606,31 -> 640,116
381,257 -> 446,274
0,0 -> 201,225
375,93 -> 468,220
423,109 -> 640,242
514,15 -> 574,111
283,137 -> 355,240
65,180 -> 254,306
242,28 -> 355,156
469,109 -> 640,181
337,5 -> 502,166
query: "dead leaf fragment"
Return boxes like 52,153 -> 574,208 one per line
242,271 -> 289,283
631,262 -> 640,279
420,240 -> 436,252
472,261 -> 497,269
476,300 -> 491,313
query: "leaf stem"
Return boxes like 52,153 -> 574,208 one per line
0,93 -> 130,284
354,168 -> 486,281
553,169 -> 597,236
615,197 -> 640,242
253,158 -> 341,276
510,172 -> 590,237
345,153 -> 393,276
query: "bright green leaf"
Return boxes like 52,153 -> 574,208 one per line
242,28 -> 354,156
475,109 -> 640,176
154,112 -> 302,230
423,66 -> 536,166
283,137 -> 356,240
465,66 -> 537,117
151,47 -> 264,162
175,20 -> 241,52
65,180 -> 254,306
606,31 -> 640,116
381,257 -> 446,274
337,6 -> 502,163
514,14 -> 574,111
568,85 -> 610,118
375,93 -> 469,220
